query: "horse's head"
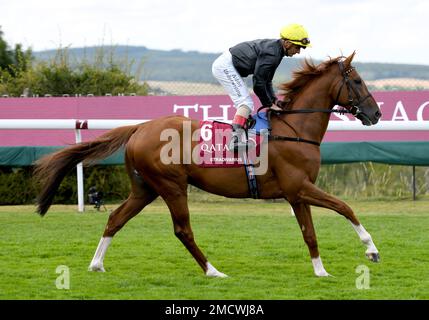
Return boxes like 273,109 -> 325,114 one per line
331,52 -> 381,125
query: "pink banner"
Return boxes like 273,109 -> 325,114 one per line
0,91 -> 428,146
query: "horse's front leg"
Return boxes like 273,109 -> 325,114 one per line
291,203 -> 331,277
298,181 -> 380,262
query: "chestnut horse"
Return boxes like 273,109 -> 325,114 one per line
34,52 -> 381,277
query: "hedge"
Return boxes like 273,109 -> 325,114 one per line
0,165 -> 130,205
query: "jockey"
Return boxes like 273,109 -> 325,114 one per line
212,23 -> 311,150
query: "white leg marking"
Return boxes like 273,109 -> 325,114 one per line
88,237 -> 112,272
311,256 -> 331,277
206,262 -> 228,278
350,223 -> 379,255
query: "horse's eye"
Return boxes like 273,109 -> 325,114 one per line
354,79 -> 362,84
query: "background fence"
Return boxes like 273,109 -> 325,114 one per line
145,79 -> 429,96
3,79 -> 429,98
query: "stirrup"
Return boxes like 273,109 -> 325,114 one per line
229,124 -> 255,152
229,130 -> 247,151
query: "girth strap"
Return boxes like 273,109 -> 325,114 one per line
240,131 -> 259,199
268,135 -> 321,146
241,154 -> 259,199
244,163 -> 259,199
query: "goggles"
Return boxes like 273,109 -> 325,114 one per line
291,38 -> 311,45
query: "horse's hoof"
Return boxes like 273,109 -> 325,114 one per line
315,270 -> 332,277
88,264 -> 105,272
205,262 -> 228,278
206,271 -> 228,278
366,252 -> 380,263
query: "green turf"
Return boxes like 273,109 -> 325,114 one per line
0,199 -> 428,300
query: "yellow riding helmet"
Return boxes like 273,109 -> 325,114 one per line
280,24 -> 312,47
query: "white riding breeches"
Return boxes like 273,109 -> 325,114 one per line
212,51 -> 254,112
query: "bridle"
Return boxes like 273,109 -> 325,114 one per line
262,60 -> 374,146
333,60 -> 372,118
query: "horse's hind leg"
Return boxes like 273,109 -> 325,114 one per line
89,170 -> 158,272
298,181 -> 380,262
162,189 -> 227,278
89,188 -> 158,272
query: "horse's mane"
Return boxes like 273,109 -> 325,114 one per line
279,56 -> 343,106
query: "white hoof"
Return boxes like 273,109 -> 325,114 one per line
206,270 -> 228,278
315,270 -> 332,277
206,262 -> 228,278
88,262 -> 105,272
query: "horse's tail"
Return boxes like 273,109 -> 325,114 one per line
34,124 -> 140,216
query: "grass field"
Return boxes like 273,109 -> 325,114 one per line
0,198 -> 428,300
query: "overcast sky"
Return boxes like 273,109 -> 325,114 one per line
1,0 -> 428,65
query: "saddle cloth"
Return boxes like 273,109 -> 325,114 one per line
197,114 -> 268,168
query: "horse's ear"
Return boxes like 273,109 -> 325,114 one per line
344,51 -> 356,67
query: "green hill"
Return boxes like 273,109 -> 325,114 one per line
34,45 -> 429,84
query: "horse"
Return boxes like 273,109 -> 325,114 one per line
34,52 -> 382,277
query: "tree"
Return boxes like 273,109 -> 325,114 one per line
0,26 -> 32,77
0,27 -> 14,70
0,30 -> 148,96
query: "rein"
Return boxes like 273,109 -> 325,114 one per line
257,107 -> 353,147
260,60 -> 367,147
